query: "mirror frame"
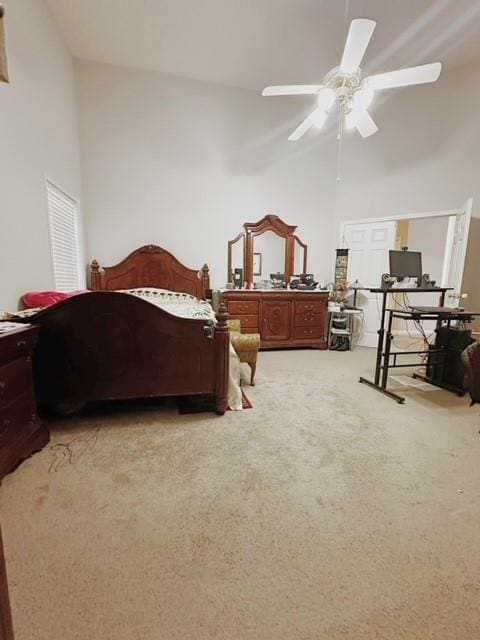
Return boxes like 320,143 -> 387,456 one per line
227,214 -> 308,285
227,233 -> 245,284
293,235 -> 308,276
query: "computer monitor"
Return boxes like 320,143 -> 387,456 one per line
389,250 -> 422,278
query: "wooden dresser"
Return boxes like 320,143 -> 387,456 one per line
222,290 -> 329,349
0,326 -> 49,480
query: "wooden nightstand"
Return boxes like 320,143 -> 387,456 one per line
0,325 -> 49,480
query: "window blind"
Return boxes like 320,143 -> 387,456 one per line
46,181 -> 83,292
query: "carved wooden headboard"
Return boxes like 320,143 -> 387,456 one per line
88,245 -> 210,299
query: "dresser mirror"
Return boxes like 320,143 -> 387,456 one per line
227,214 -> 308,287
252,230 -> 285,283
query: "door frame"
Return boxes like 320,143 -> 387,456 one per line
341,206 -> 464,243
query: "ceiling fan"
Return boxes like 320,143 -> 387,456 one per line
262,18 -> 442,141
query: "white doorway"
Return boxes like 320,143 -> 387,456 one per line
340,198 -> 473,347
342,220 -> 397,347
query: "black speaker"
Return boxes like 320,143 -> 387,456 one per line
417,273 -> 436,288
381,273 -> 393,289
427,327 -> 474,389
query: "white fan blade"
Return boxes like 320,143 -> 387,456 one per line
288,113 -> 315,141
262,84 -> 324,97
340,19 -> 376,74
288,108 -> 329,141
356,110 -> 378,138
364,62 -> 442,90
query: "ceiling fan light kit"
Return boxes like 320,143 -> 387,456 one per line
317,87 -> 336,110
311,108 -> 328,129
262,18 -> 442,143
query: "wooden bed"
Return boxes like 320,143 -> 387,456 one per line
25,245 -> 230,415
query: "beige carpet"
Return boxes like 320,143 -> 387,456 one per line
1,348 -> 480,640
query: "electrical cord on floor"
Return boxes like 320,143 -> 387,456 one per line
48,426 -> 101,473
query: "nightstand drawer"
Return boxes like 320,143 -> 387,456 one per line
0,393 -> 36,444
0,330 -> 38,365
0,358 -> 31,410
228,301 -> 259,315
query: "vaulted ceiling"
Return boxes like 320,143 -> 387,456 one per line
46,0 -> 480,90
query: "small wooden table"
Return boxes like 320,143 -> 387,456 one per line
0,324 -> 49,479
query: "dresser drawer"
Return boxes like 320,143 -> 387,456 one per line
294,301 -> 326,315
228,301 -> 259,315
229,314 -> 259,330
295,310 -> 325,327
293,326 -> 324,340
0,357 -> 31,410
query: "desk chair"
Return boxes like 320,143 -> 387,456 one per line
228,319 -> 260,385
462,341 -> 480,405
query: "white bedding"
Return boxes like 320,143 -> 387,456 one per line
118,288 -> 243,411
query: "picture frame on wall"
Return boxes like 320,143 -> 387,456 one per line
253,252 -> 262,276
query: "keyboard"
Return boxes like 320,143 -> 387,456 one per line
408,306 -> 460,314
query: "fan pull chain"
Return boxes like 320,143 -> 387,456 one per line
336,104 -> 345,182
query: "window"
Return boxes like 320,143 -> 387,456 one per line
46,180 -> 84,291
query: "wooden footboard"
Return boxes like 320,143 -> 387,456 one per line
27,292 -> 229,415
213,304 -> 229,415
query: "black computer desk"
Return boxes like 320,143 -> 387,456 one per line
358,286 -> 459,403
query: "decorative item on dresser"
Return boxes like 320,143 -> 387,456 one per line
0,325 -> 49,480
223,214 -> 328,349
14,246 -> 230,415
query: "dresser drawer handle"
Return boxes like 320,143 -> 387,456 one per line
0,381 -> 5,395
0,418 -> 10,437
17,340 -> 27,350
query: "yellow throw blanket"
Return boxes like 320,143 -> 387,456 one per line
0,6 -> 9,83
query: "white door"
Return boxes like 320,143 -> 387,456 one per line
441,198 -> 472,308
342,220 -> 397,347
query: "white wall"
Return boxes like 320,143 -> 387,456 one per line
0,0 -> 83,310
407,216 -> 449,283
402,216 -> 450,327
75,60 -> 337,289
